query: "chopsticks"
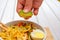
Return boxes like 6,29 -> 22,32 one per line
0,22 -> 8,31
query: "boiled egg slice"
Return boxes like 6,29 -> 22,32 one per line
30,29 -> 45,40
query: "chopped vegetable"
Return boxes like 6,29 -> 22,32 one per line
17,22 -> 23,27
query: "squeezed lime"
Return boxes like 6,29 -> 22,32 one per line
18,10 -> 33,19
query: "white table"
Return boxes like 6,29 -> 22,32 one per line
0,0 -> 60,40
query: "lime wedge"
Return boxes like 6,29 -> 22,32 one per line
18,10 -> 33,19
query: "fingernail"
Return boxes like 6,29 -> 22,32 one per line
23,9 -> 29,13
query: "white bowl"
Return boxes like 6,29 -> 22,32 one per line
6,20 -> 47,40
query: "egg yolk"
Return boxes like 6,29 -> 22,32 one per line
34,32 -> 44,38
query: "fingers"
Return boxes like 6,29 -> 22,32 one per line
33,0 -> 43,8
16,0 -> 25,13
17,0 -> 43,16
18,0 -> 25,5
33,0 -> 43,15
16,3 -> 23,12
24,0 -> 33,12
33,8 -> 39,15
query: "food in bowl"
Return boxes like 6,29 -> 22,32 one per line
0,21 -> 46,40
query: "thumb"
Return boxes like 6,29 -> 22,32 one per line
24,0 -> 33,12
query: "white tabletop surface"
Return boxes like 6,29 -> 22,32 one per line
0,0 -> 60,40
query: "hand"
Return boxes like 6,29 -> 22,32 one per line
16,0 -> 43,15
